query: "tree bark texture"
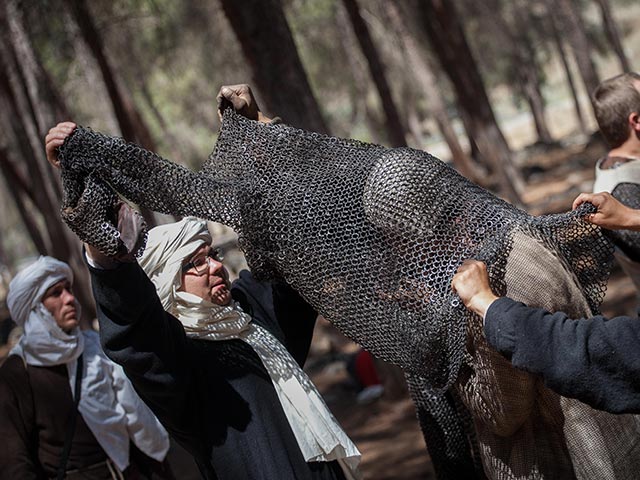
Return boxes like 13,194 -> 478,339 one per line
555,0 -> 600,111
547,2 -> 587,134
341,0 -> 407,147
384,2 -> 481,179
594,0 -> 632,73
220,0 -> 329,134
415,0 -> 524,203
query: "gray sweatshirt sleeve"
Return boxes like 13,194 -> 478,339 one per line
484,297 -> 640,414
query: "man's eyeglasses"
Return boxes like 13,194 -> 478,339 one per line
181,248 -> 224,275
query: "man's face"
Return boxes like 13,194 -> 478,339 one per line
179,244 -> 232,306
42,279 -> 78,333
633,80 -> 640,138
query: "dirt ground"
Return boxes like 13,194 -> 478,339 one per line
306,136 -> 639,480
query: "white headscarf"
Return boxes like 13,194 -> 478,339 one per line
140,218 -> 361,478
138,217 -> 212,312
7,256 -> 169,471
8,256 -> 83,365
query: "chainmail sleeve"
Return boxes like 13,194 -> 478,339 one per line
58,127 -> 239,255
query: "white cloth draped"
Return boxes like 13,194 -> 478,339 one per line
7,256 -> 169,471
593,157 -> 640,194
140,218 -> 361,478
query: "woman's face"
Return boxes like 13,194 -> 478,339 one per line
179,244 -> 232,306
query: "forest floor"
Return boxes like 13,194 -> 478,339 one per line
307,134 -> 639,480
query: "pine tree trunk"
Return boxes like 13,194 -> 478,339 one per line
0,148 -> 48,254
416,0 -> 524,203
0,3 -> 95,319
385,2 -> 481,180
3,0 -> 65,199
68,0 -> 159,227
512,4 -> 553,144
594,0 -> 631,73
341,0 -> 407,147
219,0 -> 329,134
547,3 -> 588,134
334,6 -> 384,144
555,0 -> 600,110
68,0 -> 155,149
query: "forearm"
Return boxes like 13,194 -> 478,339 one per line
484,297 -> 640,413
89,262 -> 189,405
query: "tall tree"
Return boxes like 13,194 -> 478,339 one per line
68,0 -> 156,149
546,1 -> 588,134
384,2 -> 480,180
0,0 -> 95,318
510,0 -> 553,144
68,0 -> 160,226
464,0 -> 553,145
0,148 -> 47,255
594,0 -> 632,73
555,0 -> 600,111
414,0 -> 524,203
334,5 -> 385,144
340,0 -> 407,147
219,0 -> 329,134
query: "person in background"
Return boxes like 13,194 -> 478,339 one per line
0,256 -> 172,478
592,72 -> 640,291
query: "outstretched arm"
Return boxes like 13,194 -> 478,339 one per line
44,84 -> 271,243
56,125 -> 222,220
452,259 -> 640,414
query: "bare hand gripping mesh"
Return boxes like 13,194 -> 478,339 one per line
59,110 -> 623,478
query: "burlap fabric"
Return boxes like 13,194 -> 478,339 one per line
457,230 -> 640,479
58,110 -> 640,479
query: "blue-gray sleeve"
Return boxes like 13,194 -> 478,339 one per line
484,297 -> 640,414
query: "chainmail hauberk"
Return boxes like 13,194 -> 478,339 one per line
58,109 -> 640,479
